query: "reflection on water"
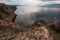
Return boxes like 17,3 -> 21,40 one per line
14,6 -> 60,26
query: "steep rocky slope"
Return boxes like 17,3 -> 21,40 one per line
0,3 -> 53,40
0,3 -> 17,22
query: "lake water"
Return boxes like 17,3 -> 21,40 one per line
14,6 -> 60,26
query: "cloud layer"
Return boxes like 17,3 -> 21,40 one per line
0,0 -> 60,5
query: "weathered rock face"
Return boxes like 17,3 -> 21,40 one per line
0,3 -> 53,40
28,20 -> 53,40
0,3 -> 17,22
0,19 -> 23,31
0,3 -> 20,31
0,20 -> 53,40
13,27 -> 53,40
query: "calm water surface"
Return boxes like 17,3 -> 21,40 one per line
14,6 -> 60,26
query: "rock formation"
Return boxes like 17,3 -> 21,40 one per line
0,3 -> 53,40
0,3 -> 17,22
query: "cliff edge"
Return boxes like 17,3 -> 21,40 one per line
0,3 -> 53,40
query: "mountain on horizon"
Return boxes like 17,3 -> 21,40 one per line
41,4 -> 60,7
6,4 -> 60,7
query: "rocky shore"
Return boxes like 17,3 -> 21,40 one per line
0,3 -> 53,40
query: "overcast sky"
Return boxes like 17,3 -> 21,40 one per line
0,0 -> 60,5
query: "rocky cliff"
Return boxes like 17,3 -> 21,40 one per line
0,3 -> 53,40
0,3 -> 17,22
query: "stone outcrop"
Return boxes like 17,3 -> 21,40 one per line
13,27 -> 53,40
0,3 -> 22,31
0,19 -> 53,40
0,3 -> 17,22
0,19 -> 23,31
0,3 -> 53,40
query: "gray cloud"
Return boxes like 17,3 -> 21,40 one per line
38,0 -> 60,1
0,0 -> 60,5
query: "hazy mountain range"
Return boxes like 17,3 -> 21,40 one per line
6,3 -> 60,7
